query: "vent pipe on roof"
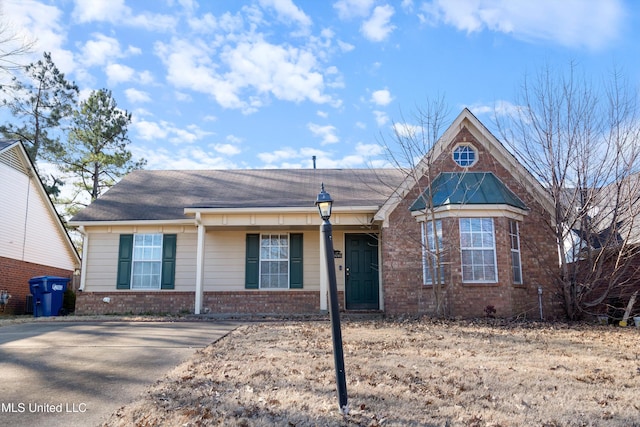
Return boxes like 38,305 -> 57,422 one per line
312,155 -> 316,169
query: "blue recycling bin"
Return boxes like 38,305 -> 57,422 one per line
29,276 -> 69,317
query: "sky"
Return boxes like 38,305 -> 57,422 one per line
2,0 -> 640,171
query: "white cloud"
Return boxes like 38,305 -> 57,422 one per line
80,34 -> 123,67
188,11 -> 244,34
155,35 -> 333,113
72,0 -> 177,31
106,63 -> 154,86
72,0 -> 128,23
361,5 -> 396,42
373,110 -> 389,126
124,88 -> 152,104
467,100 -> 524,118
370,88 -> 392,106
421,0 -> 624,50
258,147 -> 300,164
325,142 -> 384,168
133,119 -> 168,140
214,143 -> 242,156
132,118 -> 212,144
333,0 -> 375,20
258,0 -> 312,29
139,146 -> 237,170
392,122 -> 421,139
337,40 -> 355,52
106,63 -> 135,85
308,123 -> 339,145
256,144 -> 383,169
401,0 -> 414,12
224,39 -> 330,103
138,70 -> 154,85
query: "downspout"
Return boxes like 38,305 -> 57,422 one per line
537,286 -> 544,320
194,213 -> 205,314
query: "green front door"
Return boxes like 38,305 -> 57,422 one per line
345,234 -> 379,310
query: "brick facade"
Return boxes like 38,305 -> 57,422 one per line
381,126 -> 564,319
0,256 -> 74,315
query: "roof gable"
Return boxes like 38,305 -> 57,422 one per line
375,108 -> 554,225
0,140 -> 80,267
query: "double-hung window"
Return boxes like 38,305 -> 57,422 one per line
422,220 -> 444,285
460,218 -> 497,282
509,220 -> 523,284
245,233 -> 303,289
117,233 -> 176,290
131,234 -> 163,289
260,234 -> 289,289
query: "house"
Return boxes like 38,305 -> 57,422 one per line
0,140 -> 81,314
69,109 -> 564,319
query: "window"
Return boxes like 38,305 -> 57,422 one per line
260,234 -> 289,289
453,144 -> 476,167
422,220 -> 445,285
245,233 -> 304,289
509,220 -> 523,284
132,234 -> 163,289
117,234 -> 176,290
460,218 -> 497,282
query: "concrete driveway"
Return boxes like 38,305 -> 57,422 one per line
0,320 -> 238,427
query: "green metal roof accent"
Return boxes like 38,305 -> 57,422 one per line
409,172 -> 528,212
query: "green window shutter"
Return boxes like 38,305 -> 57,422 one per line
290,233 -> 303,289
245,234 -> 260,289
161,234 -> 177,290
116,234 -> 133,289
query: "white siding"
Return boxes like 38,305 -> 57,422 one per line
83,227 -> 353,293
83,226 -> 197,292
1,156 -> 77,270
203,230 -> 321,291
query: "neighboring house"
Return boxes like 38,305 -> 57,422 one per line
69,109 -> 564,319
565,173 -> 640,319
0,140 -> 81,314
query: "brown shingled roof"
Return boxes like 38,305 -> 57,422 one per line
70,168 -> 406,222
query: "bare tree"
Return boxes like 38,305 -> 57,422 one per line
0,16 -> 34,76
496,63 -> 640,320
378,96 -> 452,317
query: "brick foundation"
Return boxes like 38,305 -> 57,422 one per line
0,256 -> 74,315
75,291 -> 195,315
76,290 -> 326,315
204,291 -> 321,314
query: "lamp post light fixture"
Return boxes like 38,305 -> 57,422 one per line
315,183 -> 348,414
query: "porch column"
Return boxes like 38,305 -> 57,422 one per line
319,223 -> 328,311
78,227 -> 88,291
194,214 -> 205,314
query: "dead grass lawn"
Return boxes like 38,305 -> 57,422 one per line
103,318 -> 640,427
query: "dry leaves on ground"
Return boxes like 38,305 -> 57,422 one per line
103,318 -> 640,427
